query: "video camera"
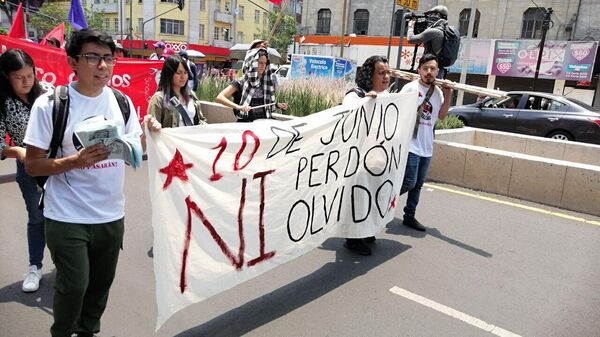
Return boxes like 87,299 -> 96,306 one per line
404,12 -> 431,35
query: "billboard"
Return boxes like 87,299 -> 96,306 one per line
492,40 -> 598,81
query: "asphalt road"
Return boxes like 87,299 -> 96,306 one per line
1,159 -> 599,337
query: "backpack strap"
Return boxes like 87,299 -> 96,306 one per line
48,85 -> 70,159
110,87 -> 131,124
345,87 -> 366,98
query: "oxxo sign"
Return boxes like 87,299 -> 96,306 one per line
164,42 -> 188,52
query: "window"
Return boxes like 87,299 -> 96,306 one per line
353,9 -> 369,35
125,18 -> 130,31
255,10 -> 260,23
94,0 -> 101,4
114,18 -> 119,32
223,28 -> 230,41
199,0 -> 205,11
216,0 -> 221,12
199,24 -> 205,39
521,7 -> 545,39
316,9 -> 331,34
104,18 -> 110,30
484,94 -> 523,109
459,8 -> 480,37
393,9 -> 405,36
160,18 -> 185,35
237,31 -> 244,43
263,11 -> 268,26
238,6 -> 244,19
137,18 -> 143,32
160,0 -> 177,3
214,27 -> 220,40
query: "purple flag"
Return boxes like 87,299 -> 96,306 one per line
68,0 -> 88,30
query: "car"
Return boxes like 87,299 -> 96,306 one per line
274,64 -> 290,83
448,91 -> 600,145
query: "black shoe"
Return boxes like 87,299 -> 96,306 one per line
344,238 -> 372,255
403,217 -> 426,232
363,236 -> 376,244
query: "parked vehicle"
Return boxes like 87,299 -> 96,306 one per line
448,91 -> 600,144
274,64 -> 290,83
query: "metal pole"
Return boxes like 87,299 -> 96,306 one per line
119,0 -> 123,44
393,7 -> 405,89
532,8 -> 552,92
24,0 -> 29,38
340,0 -> 347,58
456,0 -> 477,106
128,0 -> 133,56
386,0 -> 396,61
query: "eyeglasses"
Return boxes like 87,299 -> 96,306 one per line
76,53 -> 116,66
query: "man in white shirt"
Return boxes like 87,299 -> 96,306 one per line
399,53 -> 452,232
24,29 -> 144,337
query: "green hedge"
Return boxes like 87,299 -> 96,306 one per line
435,115 -> 464,130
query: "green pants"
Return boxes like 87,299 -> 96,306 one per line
45,217 -> 124,337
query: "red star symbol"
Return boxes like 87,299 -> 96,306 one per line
159,149 -> 193,190
389,195 -> 396,210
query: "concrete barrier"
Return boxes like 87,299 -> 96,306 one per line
430,127 -> 600,217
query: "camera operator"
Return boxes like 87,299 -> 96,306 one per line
407,5 -> 449,79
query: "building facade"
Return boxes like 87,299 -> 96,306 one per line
85,0 -> 271,47
301,0 -> 600,42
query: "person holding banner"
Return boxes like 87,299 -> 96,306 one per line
24,29 -> 143,337
341,55 -> 391,255
145,55 -> 206,130
215,49 -> 288,122
0,49 -> 48,292
399,53 -> 452,232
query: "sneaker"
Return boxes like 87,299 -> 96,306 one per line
22,265 -> 42,293
344,239 -> 372,256
403,217 -> 427,232
364,236 -> 376,244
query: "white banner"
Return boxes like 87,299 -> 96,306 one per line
146,93 -> 418,329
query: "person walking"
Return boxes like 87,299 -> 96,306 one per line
149,41 -> 165,60
24,29 -> 144,337
0,49 -> 48,292
341,55 -> 391,255
145,54 -> 206,131
399,53 -> 452,232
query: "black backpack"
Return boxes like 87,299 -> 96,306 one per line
435,22 -> 460,68
36,85 -> 131,206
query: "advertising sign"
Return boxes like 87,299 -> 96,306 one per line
491,40 -> 598,81
448,38 -> 492,74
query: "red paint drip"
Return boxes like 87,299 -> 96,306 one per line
234,130 -> 260,171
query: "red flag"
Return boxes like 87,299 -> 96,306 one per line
268,0 -> 283,6
8,2 -> 26,39
39,23 -> 65,47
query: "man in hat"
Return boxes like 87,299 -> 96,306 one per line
114,42 -> 126,58
149,41 -> 165,60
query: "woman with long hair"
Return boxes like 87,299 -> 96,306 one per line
215,49 -> 288,122
0,49 -> 47,292
145,55 -> 206,131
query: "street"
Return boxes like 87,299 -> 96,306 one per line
1,160 -> 599,337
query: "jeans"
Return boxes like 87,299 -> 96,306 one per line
46,217 -> 124,337
399,152 -> 432,218
437,67 -> 447,79
15,160 -> 45,269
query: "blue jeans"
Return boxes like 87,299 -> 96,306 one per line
15,160 -> 45,268
399,152 -> 432,219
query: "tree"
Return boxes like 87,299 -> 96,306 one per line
30,2 -> 105,38
261,9 -> 297,61
1,0 -> 46,25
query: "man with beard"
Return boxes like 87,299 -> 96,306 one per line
399,53 -> 452,232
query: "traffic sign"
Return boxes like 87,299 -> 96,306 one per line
396,0 -> 419,11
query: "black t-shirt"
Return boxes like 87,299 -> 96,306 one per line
231,79 -> 267,122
